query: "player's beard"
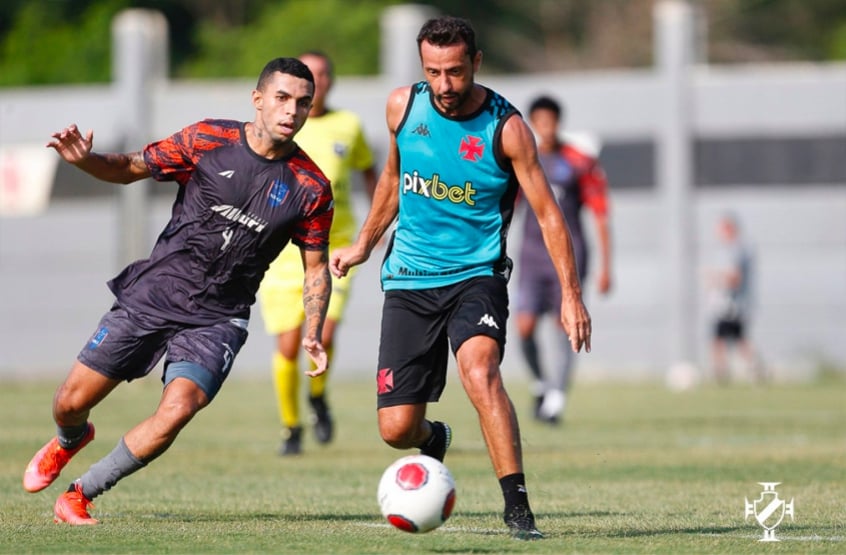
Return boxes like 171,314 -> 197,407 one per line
434,88 -> 472,114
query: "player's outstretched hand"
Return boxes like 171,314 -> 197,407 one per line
46,124 -> 93,165
561,292 -> 592,353
302,336 -> 328,377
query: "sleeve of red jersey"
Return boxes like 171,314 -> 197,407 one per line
570,145 -> 609,217
143,123 -> 200,185
291,178 -> 334,251
143,120 -> 240,186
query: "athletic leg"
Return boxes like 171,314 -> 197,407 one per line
712,337 -> 729,385
515,266 -> 548,418
122,376 -> 209,461
537,324 -> 573,423
455,335 -> 541,539
53,361 -> 122,427
377,403 -> 430,449
455,335 -> 522,477
273,327 -> 303,455
24,361 -> 119,493
54,375 -> 211,524
516,312 -> 546,417
308,318 -> 336,444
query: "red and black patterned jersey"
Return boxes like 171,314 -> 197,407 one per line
520,140 -> 608,270
107,119 -> 333,325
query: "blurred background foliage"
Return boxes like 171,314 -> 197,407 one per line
1,0 -> 845,86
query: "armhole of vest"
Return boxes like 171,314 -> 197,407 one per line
493,109 -> 519,173
395,84 -> 420,135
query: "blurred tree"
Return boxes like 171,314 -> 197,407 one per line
709,0 -> 846,62
180,0 -> 396,78
1,0 -> 845,87
0,0 -> 126,86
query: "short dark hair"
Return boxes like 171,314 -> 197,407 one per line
256,57 -> 314,90
528,95 -> 564,121
416,16 -> 478,60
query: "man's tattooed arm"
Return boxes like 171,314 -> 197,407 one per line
302,248 -> 332,345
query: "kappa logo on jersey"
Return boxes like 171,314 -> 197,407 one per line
402,170 -> 477,206
412,123 -> 431,137
459,135 -> 485,162
211,205 -> 267,232
218,169 -> 235,179
476,313 -> 500,329
267,179 -> 289,208
377,368 -> 394,394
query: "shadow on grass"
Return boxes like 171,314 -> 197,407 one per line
142,508 -> 623,524
601,523 -> 832,539
603,524 -> 747,538
145,511 -> 377,522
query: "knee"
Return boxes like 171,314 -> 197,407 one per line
378,418 -> 417,449
462,365 -> 508,408
462,363 -> 500,390
156,395 -> 203,432
53,382 -> 90,420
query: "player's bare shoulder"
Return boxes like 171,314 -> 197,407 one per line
500,113 -> 536,162
386,86 -> 413,132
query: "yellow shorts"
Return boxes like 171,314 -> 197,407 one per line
258,246 -> 356,335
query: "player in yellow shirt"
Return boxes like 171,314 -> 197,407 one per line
258,51 -> 378,455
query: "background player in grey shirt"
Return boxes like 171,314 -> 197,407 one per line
707,213 -> 764,384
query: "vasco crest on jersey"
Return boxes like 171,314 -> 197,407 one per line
458,135 -> 485,162
267,179 -> 290,207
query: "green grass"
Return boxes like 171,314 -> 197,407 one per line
1,374 -> 844,554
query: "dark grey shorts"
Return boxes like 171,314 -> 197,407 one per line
77,303 -> 249,401
376,276 -> 509,408
714,317 -> 745,341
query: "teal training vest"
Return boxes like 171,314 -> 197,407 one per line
382,82 -> 519,290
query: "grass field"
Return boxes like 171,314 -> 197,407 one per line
1,373 -> 844,554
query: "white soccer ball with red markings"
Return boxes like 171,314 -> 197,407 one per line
377,454 -> 456,533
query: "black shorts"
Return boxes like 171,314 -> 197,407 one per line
77,302 -> 249,401
714,317 -> 745,341
377,276 -> 509,409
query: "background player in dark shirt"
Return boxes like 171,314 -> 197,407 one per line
23,57 -> 334,525
516,95 -> 612,424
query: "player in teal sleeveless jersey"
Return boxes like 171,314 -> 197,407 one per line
384,82 -> 518,289
332,16 -> 592,540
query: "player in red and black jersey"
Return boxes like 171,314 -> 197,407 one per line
516,95 -> 612,424
23,57 -> 333,525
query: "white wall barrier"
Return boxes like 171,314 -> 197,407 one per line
1,3 -> 844,381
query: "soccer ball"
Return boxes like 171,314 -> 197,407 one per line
377,454 -> 456,533
665,361 -> 701,392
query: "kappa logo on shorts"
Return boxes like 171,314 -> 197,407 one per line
476,313 -> 500,329
377,368 -> 394,394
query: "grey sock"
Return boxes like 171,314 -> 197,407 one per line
554,327 -> 575,392
57,423 -> 89,450
77,438 -> 146,499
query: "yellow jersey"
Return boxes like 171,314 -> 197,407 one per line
262,109 -> 374,287
296,109 -> 374,246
